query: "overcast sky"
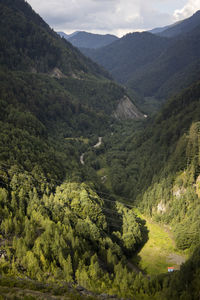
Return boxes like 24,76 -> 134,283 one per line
26,0 -> 200,36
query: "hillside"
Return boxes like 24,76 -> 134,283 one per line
0,0 -> 147,299
88,80 -> 200,298
99,80 -> 200,249
0,0 -> 113,79
64,31 -> 119,49
81,12 -> 200,112
127,25 -> 200,99
0,0 -> 144,118
1,0 -> 200,299
81,32 -> 170,84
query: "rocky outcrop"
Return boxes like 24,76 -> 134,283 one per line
113,96 -> 145,120
157,201 -> 167,214
196,175 -> 200,198
49,67 -> 66,79
173,186 -> 186,198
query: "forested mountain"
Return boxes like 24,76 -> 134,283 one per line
0,0 -> 147,299
127,24 -> 200,99
61,31 -> 119,49
94,80 -> 200,298
1,0 -> 200,299
0,0 -> 112,78
82,11 -> 200,112
80,32 -> 170,84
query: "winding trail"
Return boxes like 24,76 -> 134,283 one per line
80,137 -> 102,165
93,137 -> 102,148
80,153 -> 85,165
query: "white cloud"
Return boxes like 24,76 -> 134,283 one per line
174,0 -> 200,20
26,0 -> 197,36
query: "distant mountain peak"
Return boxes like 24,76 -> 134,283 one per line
58,31 -> 118,49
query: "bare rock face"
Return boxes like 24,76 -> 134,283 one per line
49,67 -> 66,78
196,175 -> 200,198
113,96 -> 144,120
157,201 -> 167,214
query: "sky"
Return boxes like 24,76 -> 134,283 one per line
26,0 -> 200,37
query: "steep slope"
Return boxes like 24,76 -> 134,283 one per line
159,10 -> 200,37
81,12 -> 200,111
0,1 -> 147,299
103,80 -> 200,251
80,78 -> 200,298
0,0 -> 143,185
127,24 -> 200,98
0,0 -> 112,78
90,79 -> 200,299
81,32 -> 171,84
0,0 -> 144,118
61,31 -> 118,49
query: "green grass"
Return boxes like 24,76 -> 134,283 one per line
133,213 -> 186,275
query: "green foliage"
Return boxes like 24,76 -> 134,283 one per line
0,275 -> 97,299
1,0 -> 200,299
0,0 -> 146,296
0,0 -> 110,78
104,81 -> 200,251
0,180 -> 145,296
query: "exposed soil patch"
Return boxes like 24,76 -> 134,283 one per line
167,253 -> 186,269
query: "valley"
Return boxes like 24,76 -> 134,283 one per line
80,133 -> 188,276
0,1 -> 200,299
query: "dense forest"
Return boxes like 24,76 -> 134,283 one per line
99,81 -> 200,250
1,0 -> 200,299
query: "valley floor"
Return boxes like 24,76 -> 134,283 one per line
132,213 -> 186,276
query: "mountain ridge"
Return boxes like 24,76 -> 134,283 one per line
80,11 -> 200,112
158,9 -> 200,37
81,31 -> 171,84
59,30 -> 118,49
1,1 -> 200,299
